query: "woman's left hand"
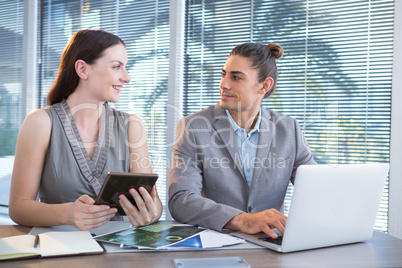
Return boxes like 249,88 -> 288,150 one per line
118,185 -> 161,226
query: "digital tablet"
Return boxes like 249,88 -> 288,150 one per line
95,172 -> 158,215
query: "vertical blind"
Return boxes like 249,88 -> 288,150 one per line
184,0 -> 394,232
0,0 -> 24,206
40,0 -> 170,219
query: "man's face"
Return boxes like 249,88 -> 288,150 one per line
219,55 -> 266,113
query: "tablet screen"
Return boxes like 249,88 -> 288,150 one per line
95,172 -> 158,215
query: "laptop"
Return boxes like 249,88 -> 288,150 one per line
232,163 -> 389,253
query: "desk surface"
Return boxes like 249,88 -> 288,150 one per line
1,225 -> 402,268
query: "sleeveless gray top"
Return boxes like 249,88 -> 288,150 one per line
39,100 -> 131,204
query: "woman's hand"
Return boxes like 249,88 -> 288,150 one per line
69,194 -> 118,230
119,185 -> 162,226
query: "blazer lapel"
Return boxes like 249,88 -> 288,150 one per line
212,104 -> 246,179
251,108 -> 273,184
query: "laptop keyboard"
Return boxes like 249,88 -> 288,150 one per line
258,235 -> 283,245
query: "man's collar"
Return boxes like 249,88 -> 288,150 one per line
225,107 -> 262,133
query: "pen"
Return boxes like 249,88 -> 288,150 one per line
33,235 -> 40,248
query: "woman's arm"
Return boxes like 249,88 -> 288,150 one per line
9,109 -> 117,229
118,114 -> 163,225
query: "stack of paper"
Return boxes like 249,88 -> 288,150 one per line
94,225 -> 206,249
94,224 -> 245,250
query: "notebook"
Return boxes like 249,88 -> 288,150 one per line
0,231 -> 104,261
232,163 -> 389,253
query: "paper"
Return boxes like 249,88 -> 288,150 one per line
100,237 -> 261,253
0,235 -> 40,260
169,229 -> 245,249
200,230 -> 245,248
95,225 -> 205,249
39,231 -> 103,257
29,221 -> 132,236
0,231 -> 103,261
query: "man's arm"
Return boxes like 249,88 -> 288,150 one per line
224,118 -> 314,238
168,118 -> 244,231
291,120 -> 317,183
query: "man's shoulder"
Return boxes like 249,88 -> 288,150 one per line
261,106 -> 298,125
183,104 -> 217,121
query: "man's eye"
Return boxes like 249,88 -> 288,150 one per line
114,65 -> 121,70
221,72 -> 226,77
233,76 -> 240,80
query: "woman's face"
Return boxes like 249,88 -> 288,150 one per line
85,43 -> 130,103
219,55 -> 268,113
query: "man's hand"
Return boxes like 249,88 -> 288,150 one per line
224,209 -> 287,238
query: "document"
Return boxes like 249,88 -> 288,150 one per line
169,229 -> 245,249
0,231 -> 104,261
29,221 -> 132,236
94,225 -> 205,249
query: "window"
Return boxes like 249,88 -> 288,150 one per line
0,0 -> 24,208
184,0 -> 394,232
40,0 -> 170,219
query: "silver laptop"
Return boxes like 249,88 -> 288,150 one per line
232,163 -> 389,253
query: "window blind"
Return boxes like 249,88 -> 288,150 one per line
184,0 -> 394,232
40,0 -> 170,219
0,0 -> 24,206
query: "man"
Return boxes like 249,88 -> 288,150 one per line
168,42 -> 315,238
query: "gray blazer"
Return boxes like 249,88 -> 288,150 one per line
168,104 -> 316,231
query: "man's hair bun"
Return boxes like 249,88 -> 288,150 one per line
267,43 -> 283,60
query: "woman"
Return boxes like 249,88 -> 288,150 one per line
9,29 -> 162,230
